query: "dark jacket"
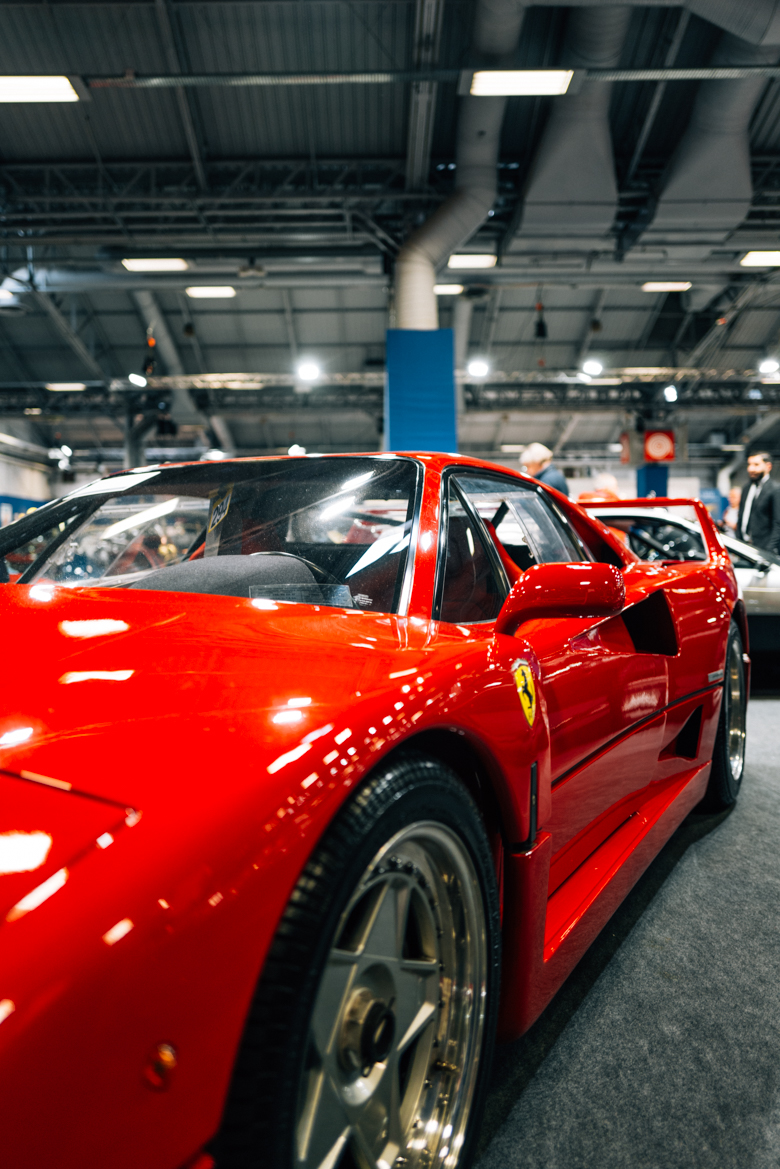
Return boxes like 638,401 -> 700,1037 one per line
736,476 -> 780,554
536,463 -> 569,497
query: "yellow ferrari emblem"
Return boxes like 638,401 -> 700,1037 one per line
514,662 -> 536,727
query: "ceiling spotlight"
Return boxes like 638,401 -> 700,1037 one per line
663,384 -> 678,402
759,357 -> 780,374
469,69 -> 573,97
288,444 -> 307,456
201,449 -> 228,461
642,281 -> 692,292
447,255 -> 497,269
467,358 -> 490,378
185,286 -> 236,298
741,251 -> 780,267
128,373 -> 147,387
582,359 -> 603,376
122,258 -> 189,272
297,361 -> 320,382
0,76 -> 80,103
434,284 -> 465,295
238,260 -> 267,278
45,382 -> 86,392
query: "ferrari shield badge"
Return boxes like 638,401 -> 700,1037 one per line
514,661 -> 536,727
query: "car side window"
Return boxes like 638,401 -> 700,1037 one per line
454,474 -> 586,570
438,480 -> 504,623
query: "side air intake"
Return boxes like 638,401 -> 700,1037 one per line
622,590 -> 678,657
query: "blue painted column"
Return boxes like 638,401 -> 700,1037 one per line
636,463 -> 669,497
385,328 -> 457,452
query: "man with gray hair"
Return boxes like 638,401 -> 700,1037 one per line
518,442 -> 569,497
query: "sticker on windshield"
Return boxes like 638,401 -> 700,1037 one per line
514,661 -> 536,727
208,488 -> 232,534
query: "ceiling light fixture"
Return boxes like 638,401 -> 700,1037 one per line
582,359 -> 603,376
759,357 -> 780,374
297,361 -> 320,382
447,255 -> 497,269
122,258 -> 189,272
467,358 -> 490,378
642,281 -> 692,292
741,251 -> 780,267
0,76 -> 80,103
45,382 -> 86,392
128,373 -> 147,387
663,384 -> 678,402
185,286 -> 236,298
469,70 -> 573,96
434,284 -> 465,295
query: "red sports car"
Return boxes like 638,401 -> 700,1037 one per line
0,454 -> 747,1169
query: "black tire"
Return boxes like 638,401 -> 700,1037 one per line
211,753 -> 501,1169
701,620 -> 747,812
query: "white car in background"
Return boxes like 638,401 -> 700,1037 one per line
591,506 -> 780,655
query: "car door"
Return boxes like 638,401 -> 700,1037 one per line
450,474 -> 671,883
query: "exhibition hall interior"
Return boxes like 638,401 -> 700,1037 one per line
1,2 -> 780,1168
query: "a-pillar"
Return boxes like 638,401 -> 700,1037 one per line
385,328 -> 457,452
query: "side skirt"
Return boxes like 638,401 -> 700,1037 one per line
497,759 -> 710,1040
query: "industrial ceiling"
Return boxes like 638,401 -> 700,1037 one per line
2,0 -> 780,487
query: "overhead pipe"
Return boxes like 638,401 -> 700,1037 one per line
529,0 -> 780,46
646,33 -> 780,237
394,0 -> 526,329
515,6 -> 632,242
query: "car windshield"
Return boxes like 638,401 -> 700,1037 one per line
0,456 -> 420,613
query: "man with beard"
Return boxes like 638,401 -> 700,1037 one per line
737,450 -> 780,554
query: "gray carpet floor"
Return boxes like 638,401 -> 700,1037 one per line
476,695 -> 780,1169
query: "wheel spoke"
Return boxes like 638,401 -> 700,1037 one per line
396,999 -> 437,1054
310,953 -> 359,1060
361,881 -> 404,961
297,1071 -> 352,1169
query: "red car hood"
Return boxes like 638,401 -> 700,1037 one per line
0,584 -> 407,810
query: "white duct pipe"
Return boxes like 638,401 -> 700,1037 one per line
530,0 -> 780,45
518,6 -> 632,239
394,0 -> 526,329
648,33 -> 780,235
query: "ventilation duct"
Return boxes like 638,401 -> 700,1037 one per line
644,33 -> 779,239
510,6 -> 632,247
531,0 -> 780,46
394,0 -> 526,329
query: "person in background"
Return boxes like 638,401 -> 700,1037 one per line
721,486 -> 741,534
736,451 -> 780,554
519,442 -> 569,497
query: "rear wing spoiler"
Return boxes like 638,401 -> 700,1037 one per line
579,497 -> 726,562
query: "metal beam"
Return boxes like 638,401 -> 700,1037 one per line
281,290 -> 299,365
552,413 -> 582,454
405,0 -> 445,191
31,292 -> 106,380
624,9 -> 690,185
153,0 -> 208,190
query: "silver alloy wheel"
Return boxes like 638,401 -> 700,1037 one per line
726,637 -> 746,781
294,821 -> 488,1169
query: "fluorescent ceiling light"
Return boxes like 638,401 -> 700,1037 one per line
434,284 -> 464,295
467,358 -> 490,377
759,357 -> 780,374
470,70 -> 573,97
122,258 -> 189,272
741,251 -> 780,267
642,281 -> 692,292
663,384 -> 678,402
128,373 -> 147,387
186,286 -> 236,298
448,255 -> 497,269
0,76 -> 80,103
45,382 -> 86,392
582,359 -> 603,376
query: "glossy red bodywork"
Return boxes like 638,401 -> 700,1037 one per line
0,456 -> 740,1169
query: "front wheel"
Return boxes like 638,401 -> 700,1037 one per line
213,754 -> 501,1169
701,621 -> 747,811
